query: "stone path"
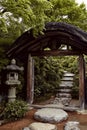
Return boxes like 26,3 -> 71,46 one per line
1,108 -> 87,130
23,121 -> 80,130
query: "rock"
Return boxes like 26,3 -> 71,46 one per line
45,103 -> 64,108
64,121 -> 80,130
22,127 -> 30,130
29,122 -> 57,130
34,108 -> 68,123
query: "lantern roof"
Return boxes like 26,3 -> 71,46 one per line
4,59 -> 23,72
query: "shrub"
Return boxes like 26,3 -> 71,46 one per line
1,100 -> 28,121
34,57 -> 64,99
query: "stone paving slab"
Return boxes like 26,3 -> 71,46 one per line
29,122 -> 57,130
30,104 -> 79,111
34,108 -> 68,123
64,121 -> 80,130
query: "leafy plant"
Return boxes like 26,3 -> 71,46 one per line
1,100 -> 28,121
34,57 -> 64,99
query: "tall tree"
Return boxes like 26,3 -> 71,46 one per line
0,0 -> 87,37
0,0 -> 52,36
48,0 -> 87,30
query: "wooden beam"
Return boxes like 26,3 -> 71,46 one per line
27,54 -> 34,104
30,50 -> 81,56
79,54 -> 86,110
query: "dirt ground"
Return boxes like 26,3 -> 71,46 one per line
0,109 -> 87,130
0,99 -> 87,130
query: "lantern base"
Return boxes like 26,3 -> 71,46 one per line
8,87 -> 16,102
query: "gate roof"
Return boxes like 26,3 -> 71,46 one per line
7,22 -> 87,60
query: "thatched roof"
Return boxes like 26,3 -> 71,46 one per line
7,22 -> 87,60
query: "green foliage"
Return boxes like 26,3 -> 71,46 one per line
72,86 -> 79,99
0,0 -> 52,36
47,0 -> 87,31
0,0 -> 87,36
34,55 -> 80,100
1,100 -> 28,121
0,0 -> 87,100
60,56 -> 78,73
34,57 -> 64,99
0,101 -> 6,119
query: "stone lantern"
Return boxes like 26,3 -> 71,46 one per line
4,59 -> 23,102
58,71 -> 74,106
53,71 -> 74,106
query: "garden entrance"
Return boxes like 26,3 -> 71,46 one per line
7,22 -> 87,109
33,55 -> 79,106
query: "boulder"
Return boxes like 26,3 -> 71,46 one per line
22,127 -> 30,130
29,122 -> 57,130
64,121 -> 80,130
34,108 -> 68,123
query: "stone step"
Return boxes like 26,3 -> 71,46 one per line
29,122 -> 57,130
29,104 -> 79,111
34,108 -> 68,123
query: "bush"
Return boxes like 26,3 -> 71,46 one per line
34,57 -> 64,99
1,100 -> 28,121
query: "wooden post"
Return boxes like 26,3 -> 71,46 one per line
27,54 -> 34,104
79,54 -> 86,110
31,59 -> 34,103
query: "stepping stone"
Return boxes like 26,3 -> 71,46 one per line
64,121 -> 80,130
29,122 -> 57,130
34,108 -> 68,123
23,127 -> 30,130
